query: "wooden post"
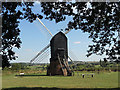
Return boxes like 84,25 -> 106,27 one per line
82,74 -> 85,78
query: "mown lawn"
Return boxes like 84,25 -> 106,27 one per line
2,71 -> 119,89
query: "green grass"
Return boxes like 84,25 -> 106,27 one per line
2,71 -> 119,89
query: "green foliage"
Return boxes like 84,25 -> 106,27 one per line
11,63 -> 21,70
3,62 -> 118,72
100,61 -> 107,67
2,2 -> 43,69
72,61 -> 119,72
41,2 -> 120,61
27,64 -> 48,71
10,63 -> 27,70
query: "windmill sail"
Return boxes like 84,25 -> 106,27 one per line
37,17 -> 53,37
30,44 -> 50,63
30,18 -> 72,63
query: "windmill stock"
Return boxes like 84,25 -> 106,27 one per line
30,17 -> 72,63
30,17 -> 73,76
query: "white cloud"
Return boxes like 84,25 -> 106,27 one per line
73,41 -> 81,44
24,49 -> 33,52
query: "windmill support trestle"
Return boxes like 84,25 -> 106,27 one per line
47,32 -> 72,76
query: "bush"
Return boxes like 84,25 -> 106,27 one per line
10,63 -> 27,70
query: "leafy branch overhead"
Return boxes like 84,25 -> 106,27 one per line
2,2 -> 43,68
40,2 -> 120,62
2,2 -> 120,68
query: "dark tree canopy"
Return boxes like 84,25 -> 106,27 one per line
2,2 -> 43,68
40,2 -> 120,62
1,1 -> 120,68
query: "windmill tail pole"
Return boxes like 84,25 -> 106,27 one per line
30,44 -> 50,63
37,17 -> 53,37
68,56 -> 75,65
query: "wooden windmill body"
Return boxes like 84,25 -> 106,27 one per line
30,18 -> 73,76
47,32 -> 72,76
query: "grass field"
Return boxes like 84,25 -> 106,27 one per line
2,72 -> 118,90
2,71 -> 119,89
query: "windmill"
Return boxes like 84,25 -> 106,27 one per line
30,17 -> 75,76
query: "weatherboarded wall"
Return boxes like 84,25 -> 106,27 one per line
47,32 -> 68,76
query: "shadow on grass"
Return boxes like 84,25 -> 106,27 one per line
15,75 -> 47,77
2,87 -> 119,90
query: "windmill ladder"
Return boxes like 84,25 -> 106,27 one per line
58,54 -> 64,75
63,55 -> 72,75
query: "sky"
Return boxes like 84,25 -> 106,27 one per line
11,2 -> 106,63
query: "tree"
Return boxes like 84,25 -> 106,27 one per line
1,1 -> 120,68
11,63 -> 22,70
100,60 -> 107,67
2,2 -> 43,68
100,59 -> 102,67
40,2 -> 120,62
